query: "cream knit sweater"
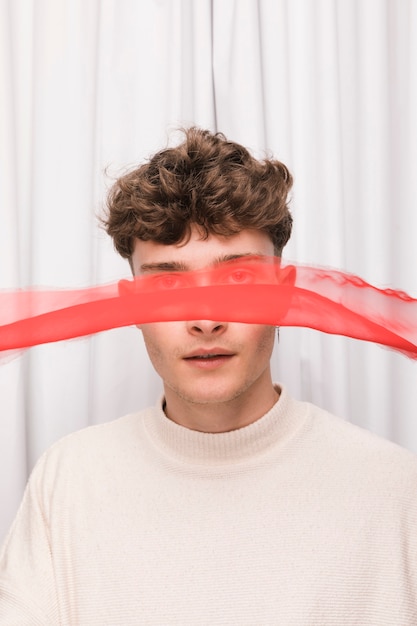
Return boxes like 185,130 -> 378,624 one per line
1,385 -> 417,625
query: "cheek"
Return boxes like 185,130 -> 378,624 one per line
140,322 -> 183,359
248,325 -> 276,354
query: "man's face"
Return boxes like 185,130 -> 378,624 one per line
131,227 -> 276,410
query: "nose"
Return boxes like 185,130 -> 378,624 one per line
186,320 -> 228,336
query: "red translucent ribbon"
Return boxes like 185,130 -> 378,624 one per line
1,259 -> 416,359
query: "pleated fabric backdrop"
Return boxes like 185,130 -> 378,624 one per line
0,0 -> 416,540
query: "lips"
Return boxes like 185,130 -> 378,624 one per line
183,348 -> 235,369
183,348 -> 235,359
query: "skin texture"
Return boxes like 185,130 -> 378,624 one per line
131,227 -> 279,433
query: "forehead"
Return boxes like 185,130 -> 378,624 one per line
131,228 -> 275,274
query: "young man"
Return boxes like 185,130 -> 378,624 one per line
1,128 -> 417,624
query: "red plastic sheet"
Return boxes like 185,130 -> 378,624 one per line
1,259 -> 416,359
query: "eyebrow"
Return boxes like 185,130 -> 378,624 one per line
139,253 -> 266,273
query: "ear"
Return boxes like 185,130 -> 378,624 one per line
274,264 -> 296,320
118,279 -> 143,331
278,264 -> 296,286
118,279 -> 134,296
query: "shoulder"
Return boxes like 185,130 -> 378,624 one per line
57,405 -> 156,447
306,399 -> 415,459
30,405 -> 160,482
299,398 -> 417,498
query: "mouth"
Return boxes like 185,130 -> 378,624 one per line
185,353 -> 230,359
183,351 -> 235,368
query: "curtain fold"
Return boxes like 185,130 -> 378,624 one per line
1,0 -> 416,540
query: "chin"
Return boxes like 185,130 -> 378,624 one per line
174,383 -> 245,406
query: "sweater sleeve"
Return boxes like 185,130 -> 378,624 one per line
0,455 -> 59,625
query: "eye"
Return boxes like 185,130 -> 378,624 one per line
152,274 -> 187,289
222,269 -> 256,284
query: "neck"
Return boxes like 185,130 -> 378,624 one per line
163,376 -> 280,433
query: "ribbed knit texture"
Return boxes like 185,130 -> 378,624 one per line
1,385 -> 417,625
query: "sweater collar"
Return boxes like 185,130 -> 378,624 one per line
143,385 -> 307,465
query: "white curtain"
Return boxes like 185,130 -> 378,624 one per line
1,0 -> 416,540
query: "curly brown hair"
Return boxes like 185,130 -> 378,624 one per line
104,127 -> 293,261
